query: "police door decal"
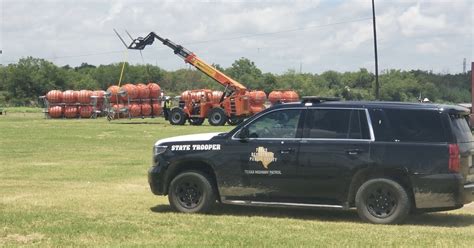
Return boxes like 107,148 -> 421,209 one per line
245,146 -> 281,175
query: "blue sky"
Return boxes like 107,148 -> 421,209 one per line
0,0 -> 472,74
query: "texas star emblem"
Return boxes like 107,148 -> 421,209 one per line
249,146 -> 277,169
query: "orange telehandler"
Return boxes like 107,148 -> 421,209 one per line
116,31 -> 251,126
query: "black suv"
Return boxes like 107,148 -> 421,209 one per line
148,98 -> 474,224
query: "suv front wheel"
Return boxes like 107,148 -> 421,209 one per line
355,178 -> 410,224
168,171 -> 216,213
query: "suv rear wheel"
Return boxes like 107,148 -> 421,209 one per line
168,171 -> 216,213
355,178 -> 410,224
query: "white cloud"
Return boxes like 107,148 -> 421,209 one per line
397,3 -> 447,37
0,0 -> 471,74
100,1 -> 124,26
416,41 -> 445,54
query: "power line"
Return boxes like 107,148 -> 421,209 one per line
1,17 -> 372,64
1,50 -> 123,64
183,17 -> 372,45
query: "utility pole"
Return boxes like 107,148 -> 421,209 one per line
463,58 -> 466,74
471,62 -> 474,125
372,0 -> 379,99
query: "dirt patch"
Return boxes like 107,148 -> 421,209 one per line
0,233 -> 44,244
462,202 -> 474,211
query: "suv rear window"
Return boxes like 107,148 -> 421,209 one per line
450,114 -> 472,143
382,109 -> 446,143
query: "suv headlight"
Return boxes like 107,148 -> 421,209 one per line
154,145 -> 168,155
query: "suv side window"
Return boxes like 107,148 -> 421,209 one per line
383,109 -> 445,142
246,109 -> 302,139
369,109 -> 391,141
304,109 -> 370,139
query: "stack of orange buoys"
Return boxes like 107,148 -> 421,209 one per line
269,90 -> 299,104
106,82 -> 163,119
43,89 -> 100,119
248,90 -> 267,114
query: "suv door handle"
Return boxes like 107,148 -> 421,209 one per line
346,149 -> 363,155
280,148 -> 295,154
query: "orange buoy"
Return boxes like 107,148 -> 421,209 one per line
48,106 -> 63,118
190,91 -> 203,101
249,90 -> 267,105
120,83 -> 138,100
211,91 -> 223,104
107,85 -> 120,103
112,104 -> 124,112
152,103 -> 162,116
141,103 -> 152,116
250,105 -> 265,114
148,83 -> 161,98
77,90 -> 92,104
268,91 -> 283,105
63,90 -> 77,103
92,90 -> 105,104
136,83 -> 150,99
181,90 -> 191,102
64,106 -> 78,118
282,90 -> 299,103
128,103 -> 141,117
46,90 -> 63,103
79,106 -> 93,118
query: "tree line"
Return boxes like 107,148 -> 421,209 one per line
0,56 -> 471,106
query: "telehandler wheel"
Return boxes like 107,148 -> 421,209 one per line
169,108 -> 187,125
189,117 -> 205,126
208,107 -> 228,126
227,116 -> 244,125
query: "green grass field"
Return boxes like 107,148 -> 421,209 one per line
1,111 -> 473,247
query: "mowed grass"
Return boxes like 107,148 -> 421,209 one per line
0,111 -> 473,247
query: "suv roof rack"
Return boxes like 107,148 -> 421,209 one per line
301,96 -> 341,103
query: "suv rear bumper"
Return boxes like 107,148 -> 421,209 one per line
464,183 -> 474,203
411,173 -> 473,209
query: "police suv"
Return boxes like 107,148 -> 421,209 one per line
148,97 -> 474,224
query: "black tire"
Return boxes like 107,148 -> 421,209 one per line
168,171 -> 216,213
189,117 -> 205,126
208,107 -> 228,126
169,108 -> 186,125
227,116 -> 244,125
355,178 -> 410,224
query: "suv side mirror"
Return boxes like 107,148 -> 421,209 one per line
238,127 -> 249,140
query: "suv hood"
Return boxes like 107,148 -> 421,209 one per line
155,132 -> 223,146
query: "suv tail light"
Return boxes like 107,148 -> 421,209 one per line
449,144 -> 460,173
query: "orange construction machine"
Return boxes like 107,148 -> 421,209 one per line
117,31 -> 251,126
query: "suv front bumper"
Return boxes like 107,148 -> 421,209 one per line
148,165 -> 166,195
